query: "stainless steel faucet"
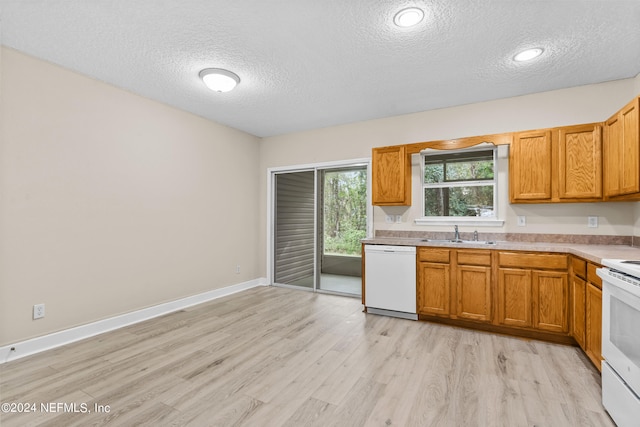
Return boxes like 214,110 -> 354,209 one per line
454,225 -> 460,241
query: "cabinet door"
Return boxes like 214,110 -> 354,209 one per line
417,262 -> 450,316
604,97 -> 640,198
456,265 -> 492,322
497,268 -> 532,328
557,124 -> 602,200
372,145 -> 410,205
510,130 -> 552,201
533,270 -> 568,333
571,275 -> 586,348
620,98 -> 640,195
585,283 -> 602,370
604,113 -> 622,196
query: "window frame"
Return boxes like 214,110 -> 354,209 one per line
416,144 -> 504,226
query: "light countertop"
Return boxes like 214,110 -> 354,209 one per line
361,237 -> 640,265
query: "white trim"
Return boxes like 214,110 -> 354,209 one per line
268,157 -> 370,174
414,217 -> 504,226
0,278 -> 268,364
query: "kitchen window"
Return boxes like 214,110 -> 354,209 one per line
417,146 -> 502,225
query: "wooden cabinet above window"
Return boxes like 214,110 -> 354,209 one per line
370,94 -> 640,207
371,134 -> 512,207
510,123 -> 603,203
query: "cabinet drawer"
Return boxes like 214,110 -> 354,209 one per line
587,262 -> 602,288
572,257 -> 587,279
418,248 -> 450,263
498,252 -> 568,270
457,250 -> 491,266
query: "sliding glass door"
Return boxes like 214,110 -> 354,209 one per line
318,167 -> 366,295
271,162 -> 368,296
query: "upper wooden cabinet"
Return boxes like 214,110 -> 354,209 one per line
557,124 -> 602,200
510,130 -> 553,201
604,96 -> 640,199
371,94 -> 639,206
371,145 -> 411,206
510,123 -> 602,203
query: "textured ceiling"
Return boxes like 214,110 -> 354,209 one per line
1,1 -> 640,137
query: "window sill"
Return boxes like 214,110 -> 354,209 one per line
414,217 -> 505,227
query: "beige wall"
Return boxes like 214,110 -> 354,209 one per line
0,48 -> 261,345
260,78 -> 640,274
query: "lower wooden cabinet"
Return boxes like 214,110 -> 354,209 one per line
417,248 -> 492,322
533,270 -> 569,333
497,252 -> 569,333
417,248 -> 451,316
415,249 -> 580,345
497,268 -> 532,328
585,283 -> 602,370
571,275 -> 587,348
456,265 -> 492,322
569,257 -> 603,370
417,261 -> 450,316
455,250 -> 492,322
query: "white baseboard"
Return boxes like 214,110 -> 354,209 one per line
0,278 -> 269,364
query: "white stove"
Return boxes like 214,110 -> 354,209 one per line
598,259 -> 640,427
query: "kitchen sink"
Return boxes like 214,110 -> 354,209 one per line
421,239 -> 496,245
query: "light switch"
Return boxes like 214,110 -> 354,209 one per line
517,216 -> 526,226
588,216 -> 598,228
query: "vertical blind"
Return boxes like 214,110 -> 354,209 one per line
274,172 -> 315,285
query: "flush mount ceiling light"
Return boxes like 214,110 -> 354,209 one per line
199,68 -> 240,92
513,47 -> 544,62
394,7 -> 424,27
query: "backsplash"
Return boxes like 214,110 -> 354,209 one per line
375,230 -> 632,245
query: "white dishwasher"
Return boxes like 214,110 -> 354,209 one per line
364,245 -> 417,320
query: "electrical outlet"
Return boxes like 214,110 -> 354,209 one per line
235,265 -> 240,274
33,303 -> 45,319
588,216 -> 598,228
385,215 -> 394,223
517,216 -> 526,226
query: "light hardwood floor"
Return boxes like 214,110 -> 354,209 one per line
0,286 -> 614,426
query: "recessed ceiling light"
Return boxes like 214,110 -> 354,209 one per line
513,48 -> 544,62
199,68 -> 240,92
394,7 -> 424,27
